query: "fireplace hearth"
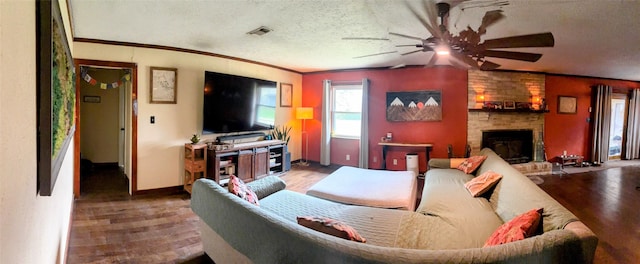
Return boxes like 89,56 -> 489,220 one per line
482,129 -> 533,164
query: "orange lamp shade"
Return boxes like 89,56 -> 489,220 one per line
296,107 -> 313,120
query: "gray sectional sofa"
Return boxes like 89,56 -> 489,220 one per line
190,148 -> 597,263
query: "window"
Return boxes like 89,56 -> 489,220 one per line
256,86 -> 276,127
609,95 -> 627,159
332,84 -> 362,138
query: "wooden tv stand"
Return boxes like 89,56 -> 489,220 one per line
207,140 -> 286,185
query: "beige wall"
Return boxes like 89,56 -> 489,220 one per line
73,42 -> 303,190
0,1 -> 74,263
80,68 -> 123,163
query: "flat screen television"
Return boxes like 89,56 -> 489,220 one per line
202,71 -> 276,134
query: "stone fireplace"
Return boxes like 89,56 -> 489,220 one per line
467,71 -> 545,156
482,129 -> 533,164
467,71 -> 551,176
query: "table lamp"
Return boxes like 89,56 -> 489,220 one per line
296,107 -> 313,166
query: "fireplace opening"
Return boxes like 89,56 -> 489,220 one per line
481,129 -> 533,164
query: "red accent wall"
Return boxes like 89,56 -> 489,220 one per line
301,67 -> 468,172
544,75 -> 640,161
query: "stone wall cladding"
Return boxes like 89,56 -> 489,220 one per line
467,70 -> 545,155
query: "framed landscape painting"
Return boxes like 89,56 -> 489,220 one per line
37,0 -> 76,196
386,90 -> 442,121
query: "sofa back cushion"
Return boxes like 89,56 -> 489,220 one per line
477,148 -> 578,232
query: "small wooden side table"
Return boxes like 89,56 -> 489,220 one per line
378,142 -> 433,172
184,143 -> 207,194
558,155 -> 584,173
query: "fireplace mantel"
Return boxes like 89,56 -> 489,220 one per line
468,108 -> 549,114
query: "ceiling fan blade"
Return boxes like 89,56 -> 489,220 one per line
425,53 -> 439,67
482,50 -> 543,62
480,60 -> 501,70
448,57 -> 472,69
396,44 -> 422,47
342,37 -> 390,41
477,10 -> 505,34
482,32 -> 555,49
450,51 -> 479,69
405,1 -> 441,40
389,32 -> 424,41
353,51 -> 397,59
401,50 -> 424,56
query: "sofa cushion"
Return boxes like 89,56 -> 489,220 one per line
477,148 -> 578,232
260,189 -> 409,247
416,168 -> 504,248
464,170 -> 502,197
457,155 -> 487,174
484,208 -> 543,247
297,216 -> 366,243
228,175 -> 259,206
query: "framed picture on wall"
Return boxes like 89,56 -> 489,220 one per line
558,96 -> 577,114
37,0 -> 76,196
503,100 -> 516,109
280,83 -> 292,107
150,67 -> 177,104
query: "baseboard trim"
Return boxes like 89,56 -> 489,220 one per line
134,185 -> 185,196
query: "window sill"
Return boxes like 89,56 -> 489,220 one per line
331,136 -> 360,140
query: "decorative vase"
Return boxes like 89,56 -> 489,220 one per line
534,131 -> 545,162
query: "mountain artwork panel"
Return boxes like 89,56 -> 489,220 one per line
386,90 -> 442,121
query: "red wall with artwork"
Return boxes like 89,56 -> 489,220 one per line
544,75 -> 640,160
301,67 -> 468,172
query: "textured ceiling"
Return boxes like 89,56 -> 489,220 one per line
70,0 -> 640,81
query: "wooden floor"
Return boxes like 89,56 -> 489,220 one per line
67,162 -> 639,263
537,165 -> 640,264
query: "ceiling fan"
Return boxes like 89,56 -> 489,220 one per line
346,1 -> 555,70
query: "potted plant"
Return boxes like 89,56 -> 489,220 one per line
270,125 -> 291,145
270,126 -> 292,171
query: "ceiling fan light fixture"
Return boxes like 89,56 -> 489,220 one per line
435,45 -> 450,56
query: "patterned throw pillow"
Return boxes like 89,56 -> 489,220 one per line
484,208 -> 544,247
449,158 -> 467,168
464,170 -> 502,197
297,216 -> 366,243
228,175 -> 259,206
457,155 -> 487,174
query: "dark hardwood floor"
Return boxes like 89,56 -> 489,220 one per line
67,162 -> 639,263
537,165 -> 640,264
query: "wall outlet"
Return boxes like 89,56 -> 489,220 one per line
346,154 -> 350,161
393,159 -> 398,165
373,157 -> 377,163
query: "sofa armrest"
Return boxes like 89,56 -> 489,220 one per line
564,221 -> 598,263
246,176 -> 286,199
428,158 -> 466,169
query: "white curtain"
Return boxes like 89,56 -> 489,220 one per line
320,80 -> 332,166
591,84 -> 612,163
358,78 -> 370,168
625,89 -> 640,159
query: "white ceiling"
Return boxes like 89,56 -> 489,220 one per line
70,0 -> 640,81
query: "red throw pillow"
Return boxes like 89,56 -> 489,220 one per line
464,170 -> 502,197
297,216 -> 366,243
228,175 -> 259,206
457,155 -> 487,174
484,208 -> 543,247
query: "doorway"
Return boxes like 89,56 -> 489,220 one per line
609,95 -> 627,160
74,59 -> 138,197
